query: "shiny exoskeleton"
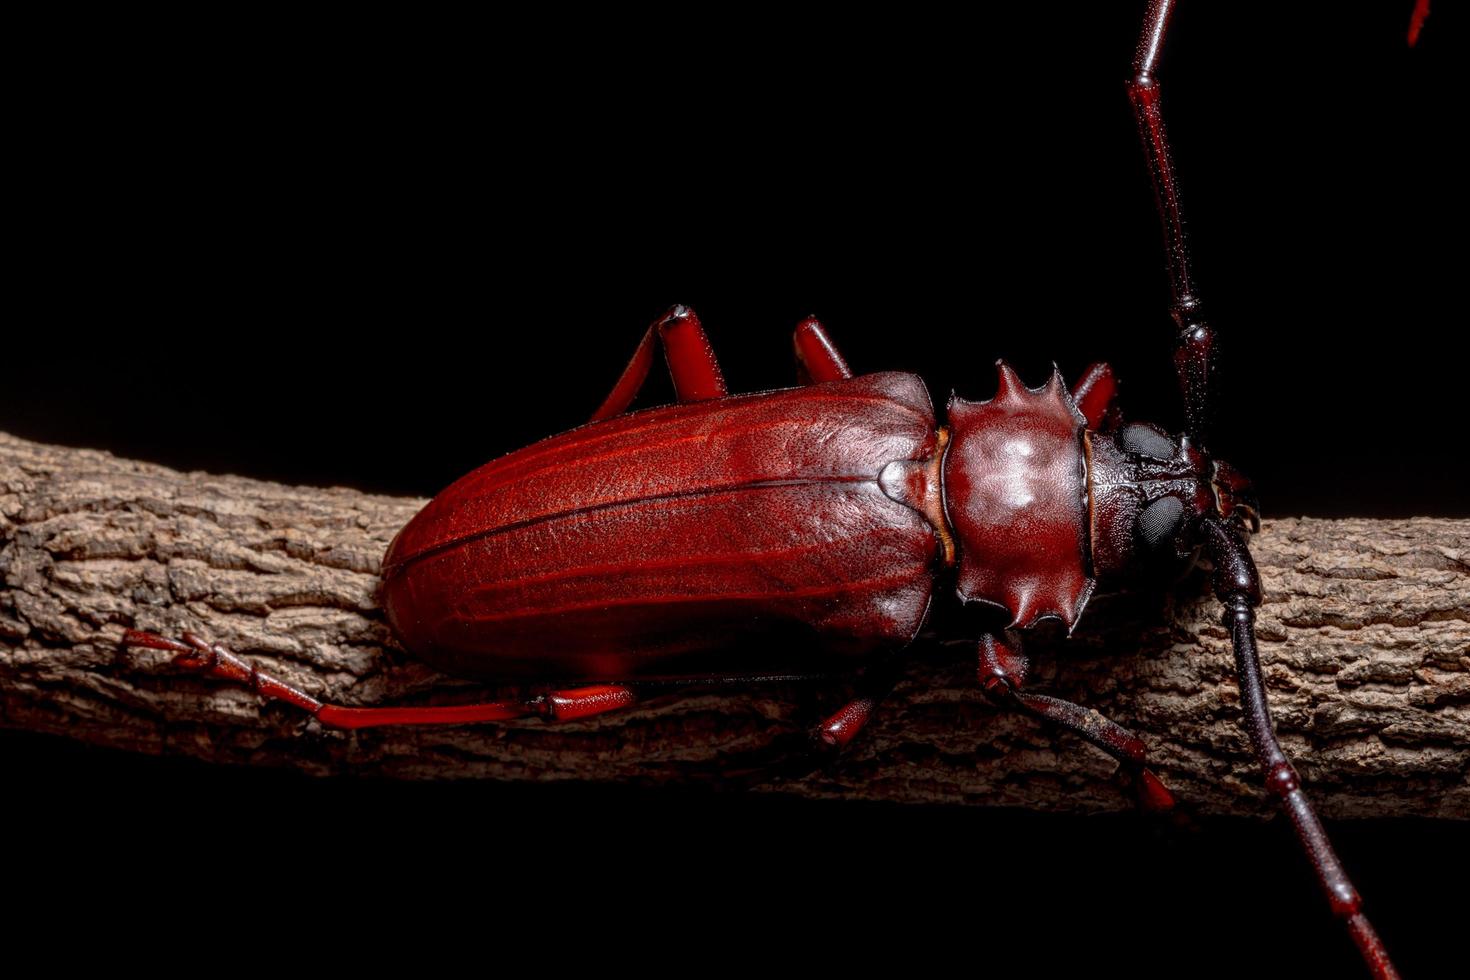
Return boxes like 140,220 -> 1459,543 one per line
122,3 -> 1399,977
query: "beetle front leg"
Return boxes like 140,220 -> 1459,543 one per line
122,630 -> 639,730
978,632 -> 1175,812
591,304 -> 728,420
1071,362 -> 1119,431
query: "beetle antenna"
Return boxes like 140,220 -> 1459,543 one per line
1200,518 -> 1400,980
1408,0 -> 1430,47
1128,0 -> 1215,444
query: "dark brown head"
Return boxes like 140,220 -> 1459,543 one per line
1087,420 -> 1259,579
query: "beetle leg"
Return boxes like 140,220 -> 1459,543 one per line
812,695 -> 880,750
810,654 -> 904,751
978,632 -> 1175,812
314,684 -> 639,729
1071,362 -> 1119,431
121,630 -> 638,730
591,304 -> 728,421
793,315 -> 853,384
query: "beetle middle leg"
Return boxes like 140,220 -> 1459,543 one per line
978,632 -> 1175,812
810,652 -> 904,750
122,630 -> 640,730
792,315 -> 852,384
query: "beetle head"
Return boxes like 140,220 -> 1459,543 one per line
1087,418 -> 1260,579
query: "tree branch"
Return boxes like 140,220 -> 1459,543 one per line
2,431 -> 1466,817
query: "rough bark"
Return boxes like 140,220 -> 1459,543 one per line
1,431 -> 1466,818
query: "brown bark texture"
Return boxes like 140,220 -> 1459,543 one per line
1,431 -> 1466,818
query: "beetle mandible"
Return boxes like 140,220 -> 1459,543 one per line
119,3 -> 1405,976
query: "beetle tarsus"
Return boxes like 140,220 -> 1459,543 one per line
120,629 -> 645,730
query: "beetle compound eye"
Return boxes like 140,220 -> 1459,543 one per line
1119,423 -> 1177,460
1137,495 -> 1186,549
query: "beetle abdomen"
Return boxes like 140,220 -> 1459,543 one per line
380,372 -> 941,681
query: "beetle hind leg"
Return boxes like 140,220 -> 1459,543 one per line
978,632 -> 1175,812
591,304 -> 729,420
121,630 -> 639,730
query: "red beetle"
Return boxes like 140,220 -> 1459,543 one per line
121,302 -> 1388,976
120,3 -> 1404,977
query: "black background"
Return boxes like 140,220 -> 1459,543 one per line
6,3 -> 1462,976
